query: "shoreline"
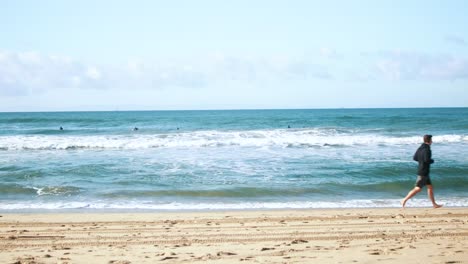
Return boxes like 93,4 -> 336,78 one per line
0,205 -> 467,214
2,197 -> 467,213
1,202 -> 467,214
1,207 -> 467,263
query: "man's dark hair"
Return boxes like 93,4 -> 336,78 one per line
423,134 -> 432,143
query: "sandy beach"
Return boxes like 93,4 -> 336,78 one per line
1,208 -> 467,264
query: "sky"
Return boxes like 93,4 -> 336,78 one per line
0,0 -> 467,111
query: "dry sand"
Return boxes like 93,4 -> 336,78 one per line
1,208 -> 467,264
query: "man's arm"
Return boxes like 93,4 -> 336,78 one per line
422,148 -> 434,164
413,150 -> 419,161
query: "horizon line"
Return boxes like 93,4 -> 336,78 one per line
1,106 -> 467,114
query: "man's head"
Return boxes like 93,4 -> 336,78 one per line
424,134 -> 433,144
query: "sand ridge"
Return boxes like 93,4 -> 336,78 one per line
0,208 -> 467,263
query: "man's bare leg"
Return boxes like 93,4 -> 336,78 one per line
401,187 -> 421,208
427,185 -> 442,208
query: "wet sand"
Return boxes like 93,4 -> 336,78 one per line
1,208 -> 467,263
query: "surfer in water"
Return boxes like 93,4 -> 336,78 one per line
401,135 -> 442,208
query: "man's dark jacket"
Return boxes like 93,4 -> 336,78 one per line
413,143 -> 434,177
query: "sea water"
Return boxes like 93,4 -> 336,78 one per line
0,108 -> 467,211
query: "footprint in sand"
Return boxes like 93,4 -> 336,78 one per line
160,257 -> 178,261
291,239 -> 308,244
367,249 -> 384,255
217,251 -> 237,256
14,255 -> 38,263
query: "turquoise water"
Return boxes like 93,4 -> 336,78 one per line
0,108 -> 467,211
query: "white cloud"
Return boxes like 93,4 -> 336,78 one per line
85,66 -> 101,80
445,35 -> 467,46
319,48 -> 341,59
2,49 -> 466,97
373,51 -> 468,81
0,51 -> 336,96
0,51 -> 97,95
17,51 -> 41,63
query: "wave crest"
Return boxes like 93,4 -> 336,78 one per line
0,130 -> 466,150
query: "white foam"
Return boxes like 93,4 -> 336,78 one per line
31,186 -> 81,196
0,131 -> 466,151
1,198 -> 467,211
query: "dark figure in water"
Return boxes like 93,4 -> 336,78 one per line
133,127 -> 139,131
59,127 -> 63,131
401,135 -> 442,209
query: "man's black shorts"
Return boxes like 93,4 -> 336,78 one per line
415,175 -> 432,188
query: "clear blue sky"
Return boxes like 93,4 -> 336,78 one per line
1,0 -> 467,111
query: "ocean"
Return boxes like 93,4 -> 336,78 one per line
0,108 -> 467,211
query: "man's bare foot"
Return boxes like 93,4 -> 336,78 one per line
400,199 -> 406,208
433,204 -> 443,208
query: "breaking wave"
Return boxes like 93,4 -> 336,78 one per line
1,130 -> 466,150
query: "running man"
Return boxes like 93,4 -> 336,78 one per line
401,134 -> 442,208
